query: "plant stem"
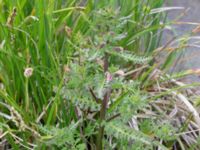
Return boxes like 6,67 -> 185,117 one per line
25,78 -> 29,112
75,107 -> 89,150
97,90 -> 111,150
104,52 -> 109,72
96,52 -> 110,150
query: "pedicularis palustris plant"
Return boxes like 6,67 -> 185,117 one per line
51,8 -> 167,150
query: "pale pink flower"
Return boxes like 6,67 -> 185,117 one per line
24,67 -> 33,78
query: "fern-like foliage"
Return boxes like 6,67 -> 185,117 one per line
105,121 -> 168,150
106,49 -> 152,64
38,121 -> 86,150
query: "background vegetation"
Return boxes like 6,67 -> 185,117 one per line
0,0 -> 200,149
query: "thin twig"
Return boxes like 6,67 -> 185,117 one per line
36,99 -> 54,123
123,65 -> 148,77
153,36 -> 176,55
89,87 -> 101,104
106,113 -> 120,122
74,107 -> 89,150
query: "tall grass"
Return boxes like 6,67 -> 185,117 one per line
0,0 -> 199,149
